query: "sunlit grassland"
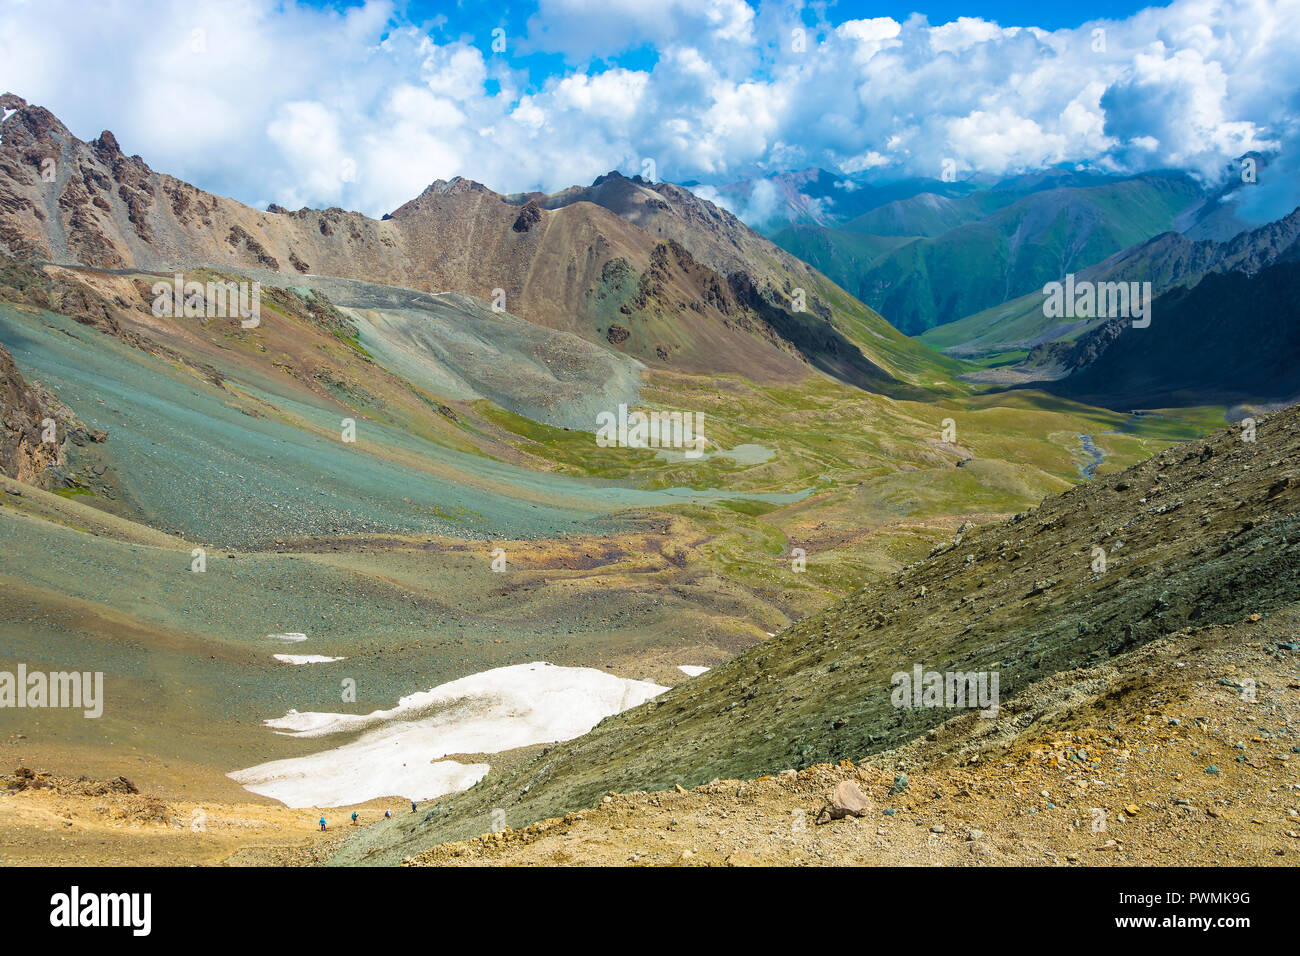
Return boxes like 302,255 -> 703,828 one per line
476,368 -> 1218,604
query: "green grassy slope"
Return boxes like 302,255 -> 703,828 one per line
773,173 -> 1204,336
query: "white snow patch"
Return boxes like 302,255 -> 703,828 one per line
229,662 -> 668,808
267,632 -> 308,642
232,748 -> 487,810
273,654 -> 345,665
677,665 -> 710,677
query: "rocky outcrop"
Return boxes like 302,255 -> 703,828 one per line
0,342 -> 101,487
816,779 -> 872,823
511,200 -> 542,233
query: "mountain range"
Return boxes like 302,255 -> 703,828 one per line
1037,259 -> 1300,409
0,95 -> 954,400
924,204 -> 1300,366
771,171 -> 1206,336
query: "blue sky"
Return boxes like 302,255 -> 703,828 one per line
374,1 -> 1169,41
325,0 -> 1175,86
826,0 -> 1164,26
1,0 -> 1295,225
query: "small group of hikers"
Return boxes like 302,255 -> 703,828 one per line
316,805 -> 406,831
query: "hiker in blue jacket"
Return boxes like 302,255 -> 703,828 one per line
319,816 -> 326,831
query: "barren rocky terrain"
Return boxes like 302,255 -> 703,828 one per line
410,614 -> 1300,866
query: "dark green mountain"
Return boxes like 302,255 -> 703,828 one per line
1041,260 -> 1300,409
926,205 -> 1300,363
773,172 -> 1205,335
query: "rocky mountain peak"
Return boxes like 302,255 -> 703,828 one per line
92,129 -> 121,154
428,176 -> 493,197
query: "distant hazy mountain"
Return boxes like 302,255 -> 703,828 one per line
1173,152 -> 1274,242
696,168 -> 977,233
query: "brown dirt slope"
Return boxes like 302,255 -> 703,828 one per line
0,767 -> 348,867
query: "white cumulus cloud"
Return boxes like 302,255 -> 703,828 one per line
0,0 -> 1295,225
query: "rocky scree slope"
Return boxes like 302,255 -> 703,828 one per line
406,611 -> 1300,866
